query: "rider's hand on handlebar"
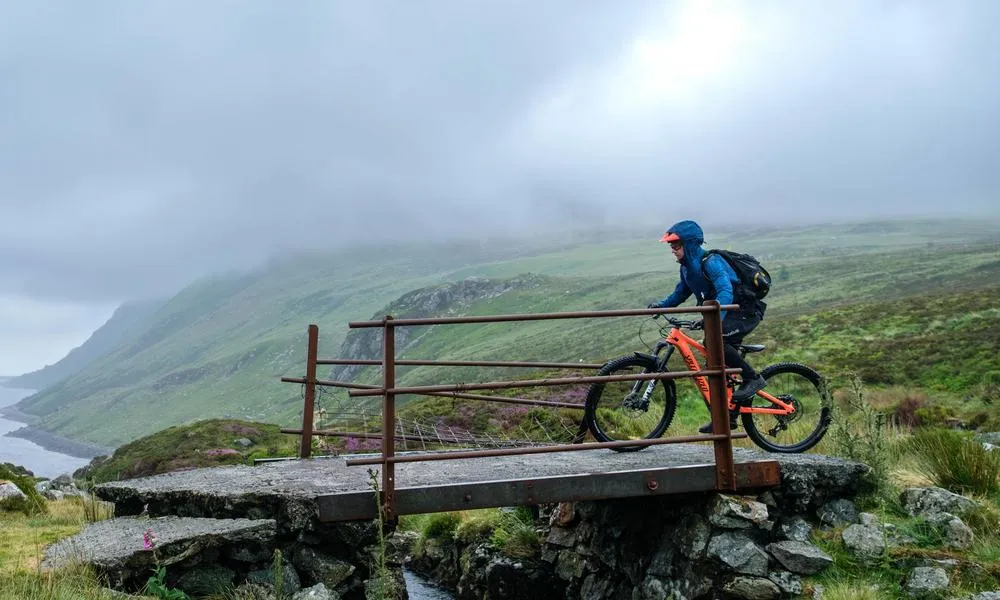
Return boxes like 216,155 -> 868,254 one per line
647,302 -> 661,319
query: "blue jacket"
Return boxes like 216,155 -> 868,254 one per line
651,221 -> 740,320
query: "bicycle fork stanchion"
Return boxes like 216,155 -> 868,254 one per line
702,301 -> 736,491
381,317 -> 397,522
299,324 -> 319,459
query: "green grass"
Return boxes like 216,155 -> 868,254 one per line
903,428 -> 1000,496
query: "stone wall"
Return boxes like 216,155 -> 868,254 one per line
406,455 -> 869,599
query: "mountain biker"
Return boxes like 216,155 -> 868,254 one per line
647,220 -> 767,433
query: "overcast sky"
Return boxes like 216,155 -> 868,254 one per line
2,1 -> 999,375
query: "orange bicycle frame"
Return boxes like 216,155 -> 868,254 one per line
661,326 -> 795,416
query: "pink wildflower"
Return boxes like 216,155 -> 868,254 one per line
143,528 -> 157,550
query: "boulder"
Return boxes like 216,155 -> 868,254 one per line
723,576 -> 782,600
708,494 -> 770,529
775,516 -> 812,542
41,516 -> 275,590
0,480 -> 27,502
927,512 -> 974,550
841,523 -> 886,560
817,499 -> 859,527
903,567 -> 949,598
901,487 -> 979,517
766,541 -> 833,575
707,532 -> 769,576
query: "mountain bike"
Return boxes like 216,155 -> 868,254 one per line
583,316 -> 832,453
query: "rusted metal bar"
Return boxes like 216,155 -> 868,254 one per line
702,301 -> 736,491
318,460 -> 780,520
347,368 -> 736,397
280,427 -> 529,448
381,317 -> 397,522
280,377 -> 585,409
299,324 -> 319,459
281,376 -> 375,390
345,431 -> 750,466
349,305 -> 740,328
315,358 -> 605,369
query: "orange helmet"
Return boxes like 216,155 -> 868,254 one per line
659,231 -> 681,243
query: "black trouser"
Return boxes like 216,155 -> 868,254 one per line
719,304 -> 764,381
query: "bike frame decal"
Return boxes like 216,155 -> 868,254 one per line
663,327 -> 795,416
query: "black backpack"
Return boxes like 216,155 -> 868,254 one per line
701,249 -> 772,300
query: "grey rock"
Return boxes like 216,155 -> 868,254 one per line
817,498 -> 859,527
53,474 -> 74,487
968,593 -> 1000,600
293,583 -> 340,600
40,515 -> 275,590
175,565 -> 234,596
766,541 -> 833,575
927,512 -> 975,549
976,432 -> 1000,444
43,489 -> 66,501
768,570 -> 803,595
546,525 -> 577,548
767,451 -> 868,513
555,549 -> 586,580
293,546 -> 355,589
677,514 -> 711,559
841,523 -> 886,559
723,576 -> 782,600
709,494 -> 770,529
234,437 -> 255,448
901,487 -> 979,517
859,512 -> 879,526
0,481 -> 27,502
904,566 -> 949,598
775,516 -> 812,542
707,532 -> 769,576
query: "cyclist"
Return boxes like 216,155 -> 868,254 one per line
647,219 -> 767,433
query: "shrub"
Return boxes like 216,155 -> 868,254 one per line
421,512 -> 462,541
829,375 -> 893,501
0,464 -> 47,516
490,507 -> 540,558
903,428 -> 1000,496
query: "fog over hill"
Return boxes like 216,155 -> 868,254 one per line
2,2 -> 999,376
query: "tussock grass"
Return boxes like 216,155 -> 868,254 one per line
0,564 -> 127,600
904,428 -> 1000,496
490,507 -> 540,558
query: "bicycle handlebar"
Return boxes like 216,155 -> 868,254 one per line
660,316 -> 703,330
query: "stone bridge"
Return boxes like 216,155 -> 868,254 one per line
43,444 -> 868,599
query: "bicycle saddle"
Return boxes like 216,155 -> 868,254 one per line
739,344 -> 766,354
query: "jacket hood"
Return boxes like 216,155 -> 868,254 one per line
666,220 -> 704,244
666,220 -> 705,269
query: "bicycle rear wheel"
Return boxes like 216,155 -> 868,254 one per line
741,362 -> 832,453
584,354 -> 677,452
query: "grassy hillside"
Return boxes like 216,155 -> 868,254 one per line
15,219 -> 1000,448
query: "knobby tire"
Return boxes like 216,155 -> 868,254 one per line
741,362 -> 832,453
584,354 -> 677,452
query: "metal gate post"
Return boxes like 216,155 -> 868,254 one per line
299,324 -> 319,459
702,301 -> 736,491
381,316 -> 397,521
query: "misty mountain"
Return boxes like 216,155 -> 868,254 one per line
4,299 -> 164,391
11,218 -> 1000,448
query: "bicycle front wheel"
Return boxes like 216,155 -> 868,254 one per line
741,362 -> 832,453
584,354 -> 677,452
